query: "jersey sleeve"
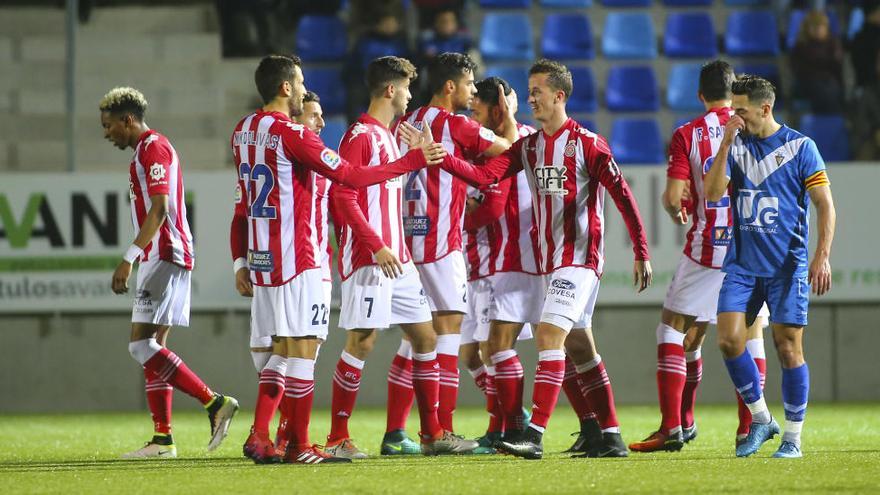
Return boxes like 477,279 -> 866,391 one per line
666,127 -> 692,181
140,139 -> 174,196
338,125 -> 374,168
441,139 -> 524,187
463,178 -> 512,231
450,115 -> 496,160
230,169 -> 249,261
800,138 -> 830,191
334,129 -> 386,254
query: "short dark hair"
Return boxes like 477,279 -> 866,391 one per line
427,52 -> 477,95
254,54 -> 302,105
699,60 -> 735,102
366,56 -> 418,97
303,91 -> 320,104
529,59 -> 572,99
474,77 -> 512,107
99,87 -> 148,121
731,74 -> 776,105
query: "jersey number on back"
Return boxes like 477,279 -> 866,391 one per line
404,171 -> 421,201
239,163 -> 277,219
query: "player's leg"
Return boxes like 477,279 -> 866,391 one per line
680,322 -> 707,443
324,329 -> 375,458
477,339 -> 504,451
125,324 -> 176,459
382,335 -> 418,454
735,315 -> 768,445
488,320 -> 526,439
561,354 -> 600,454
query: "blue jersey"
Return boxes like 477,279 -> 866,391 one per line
722,125 -> 829,278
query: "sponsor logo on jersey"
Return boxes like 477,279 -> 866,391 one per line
248,250 -> 275,272
385,174 -> 403,189
234,184 -> 242,203
737,189 -> 779,233
404,215 -> 430,236
320,149 -> 341,169
713,226 -> 732,246
134,289 -> 153,313
548,278 -> 577,305
129,179 -> 136,200
551,279 -> 576,290
534,165 -> 569,196
149,163 -> 166,182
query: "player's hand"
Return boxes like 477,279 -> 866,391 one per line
671,207 -> 689,225
111,261 -> 132,294
399,122 -> 447,166
724,115 -> 745,142
235,267 -> 253,297
503,86 -> 518,115
374,246 -> 404,279
808,254 -> 832,296
465,197 -> 481,214
633,259 -> 653,293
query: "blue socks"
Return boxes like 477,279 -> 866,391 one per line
725,349 -> 771,424
781,363 -> 809,447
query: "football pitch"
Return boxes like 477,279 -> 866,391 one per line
2,404 -> 878,494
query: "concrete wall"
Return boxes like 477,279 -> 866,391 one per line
2,303 -> 877,413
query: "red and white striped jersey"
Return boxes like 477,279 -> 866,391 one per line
128,130 -> 194,270
394,106 -> 497,264
463,123 -> 540,281
332,114 -> 410,280
442,118 -> 650,274
314,174 -> 333,281
229,110 -> 428,287
667,107 -> 734,269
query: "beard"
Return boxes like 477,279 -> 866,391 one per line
289,98 -> 304,117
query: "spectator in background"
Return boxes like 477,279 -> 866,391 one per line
413,0 -> 466,30
851,0 -> 880,90
418,9 -> 473,67
790,10 -> 844,113
851,52 -> 880,160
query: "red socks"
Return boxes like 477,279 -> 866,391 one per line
281,358 -> 315,450
491,350 -> 525,431
142,347 -> 214,405
577,355 -> 620,431
144,368 -> 172,435
328,352 -> 364,443
412,351 -> 443,439
484,367 -> 504,433
681,349 -> 703,428
562,357 -> 593,422
386,342 -> 414,433
529,350 -> 566,430
252,355 -> 287,435
436,334 -> 461,432
656,324 -> 687,434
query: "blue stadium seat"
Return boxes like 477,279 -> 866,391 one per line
569,66 -> 597,113
848,8 -> 865,41
786,9 -> 840,50
725,0 -> 767,5
541,0 -> 592,6
725,11 -> 779,56
663,0 -> 712,5
480,13 -> 535,61
602,0 -> 651,6
602,12 -> 657,59
296,16 -> 348,62
579,119 -> 598,133
800,114 -> 851,161
542,14 -> 594,60
673,116 -> 693,129
667,63 -> 703,112
480,0 -> 531,7
664,12 -> 717,58
606,65 -> 659,112
321,116 -> 349,150
303,68 -> 347,115
611,118 -> 665,164
352,37 -> 408,70
485,65 -> 530,109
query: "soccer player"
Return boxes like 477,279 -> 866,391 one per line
429,59 -> 652,459
323,56 -> 479,458
394,52 -> 518,433
459,77 -> 537,453
628,60 -> 770,453
100,87 -> 239,459
231,54 -> 448,464
705,75 -> 836,458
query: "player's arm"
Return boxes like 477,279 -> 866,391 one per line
442,146 -> 522,187
463,178 -> 512,231
662,129 -> 692,224
592,147 -> 652,292
706,116 -> 743,202
112,193 -> 168,294
230,173 -> 252,297
807,178 -> 835,296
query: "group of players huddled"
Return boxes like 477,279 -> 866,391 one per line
99,49 -> 835,464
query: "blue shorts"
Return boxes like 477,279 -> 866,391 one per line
717,272 -> 810,327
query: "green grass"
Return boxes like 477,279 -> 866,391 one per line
2,404 -> 879,494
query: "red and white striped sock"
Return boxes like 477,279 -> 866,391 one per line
436,334 -> 461,432
491,349 -> 525,432
681,348 -> 703,428
136,340 -> 213,405
656,324 -> 687,435
252,354 -> 287,435
468,365 -> 488,395
386,340 -> 414,433
144,368 -> 173,435
281,358 -> 315,450
577,355 -> 620,432
328,351 -> 364,443
562,356 -> 593,422
529,350 -> 566,431
484,366 -> 504,433
412,351 -> 443,439
737,339 -> 767,435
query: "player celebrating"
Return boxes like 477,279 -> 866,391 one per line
395,52 -> 517,433
705,75 -> 836,458
231,54 -> 448,464
628,61 -> 770,453
100,87 -> 239,459
425,59 -> 652,459
323,56 -> 479,458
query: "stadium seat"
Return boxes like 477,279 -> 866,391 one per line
480,13 -> 535,62
610,118 -> 665,164
479,0 -> 531,7
602,12 -> 657,59
321,116 -> 349,150
725,11 -> 779,56
296,15 -> 348,62
667,63 -> 703,112
485,65 -> 530,108
724,0 -> 767,5
848,8 -> 865,41
303,67 -> 346,114
664,12 -> 717,58
579,119 -> 598,133
800,114 -> 851,161
602,0 -> 651,6
540,0 -> 592,7
569,66 -> 597,113
542,14 -> 594,60
662,0 -> 711,5
353,37 -> 408,70
785,9 -> 840,50
606,65 -> 659,112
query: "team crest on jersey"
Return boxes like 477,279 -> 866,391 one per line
775,152 -> 785,166
149,162 -> 166,182
320,148 -> 342,169
534,165 -> 569,196
479,126 -> 497,142
564,140 -> 576,157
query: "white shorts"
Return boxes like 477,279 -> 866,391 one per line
540,266 -> 600,332
489,271 -> 544,325
461,278 -> 493,344
416,252 -> 468,313
665,256 -> 769,325
250,279 -> 331,348
131,260 -> 191,327
250,269 -> 329,345
339,262 -> 432,330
